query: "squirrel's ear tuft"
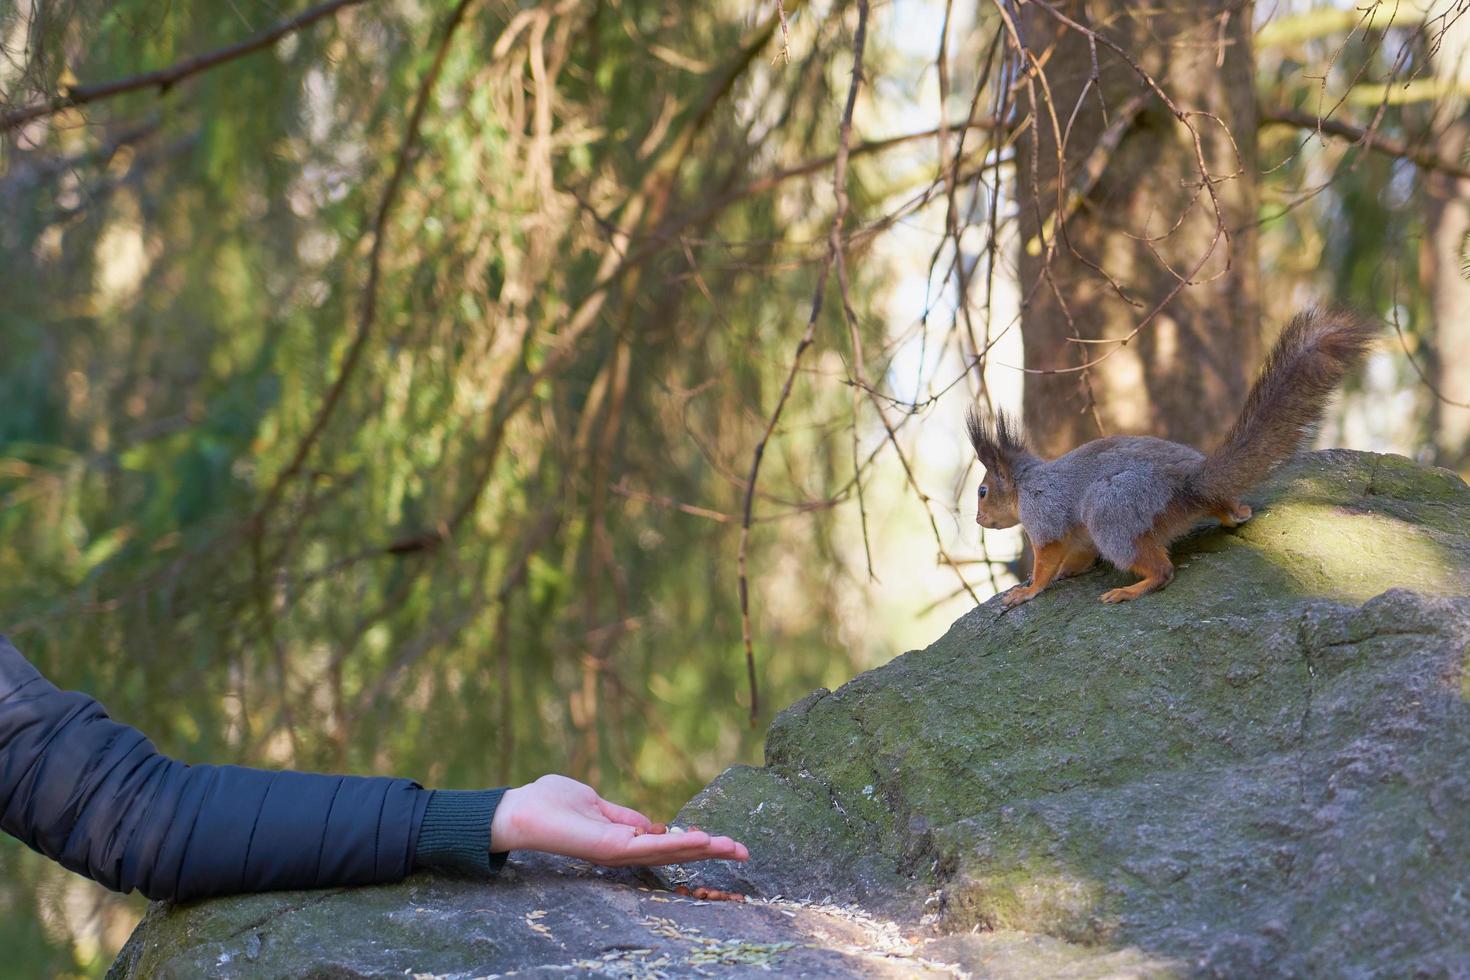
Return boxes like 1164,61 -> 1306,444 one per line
995,410 -> 1028,457
966,407 -> 1027,477
965,407 -> 985,454
965,407 -> 993,467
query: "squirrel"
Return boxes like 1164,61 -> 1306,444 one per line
966,307 -> 1377,607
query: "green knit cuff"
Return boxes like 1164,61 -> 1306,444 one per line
413,788 -> 510,875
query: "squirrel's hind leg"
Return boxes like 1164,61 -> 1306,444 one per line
1099,536 -> 1174,603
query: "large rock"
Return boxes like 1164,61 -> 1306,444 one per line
106,853 -> 981,978
108,854 -> 1185,978
111,451 -> 1470,977
675,450 -> 1470,976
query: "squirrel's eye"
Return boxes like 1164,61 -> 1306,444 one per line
978,485 -> 989,499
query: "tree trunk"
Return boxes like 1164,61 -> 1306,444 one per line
1422,123 -> 1470,474
1016,1 -> 1261,458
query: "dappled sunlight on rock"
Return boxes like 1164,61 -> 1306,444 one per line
1231,499 -> 1465,601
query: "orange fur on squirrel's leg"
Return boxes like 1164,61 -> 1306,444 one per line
1211,501 -> 1252,528
1002,539 -> 1068,608
1056,541 -> 1098,580
1099,536 -> 1174,604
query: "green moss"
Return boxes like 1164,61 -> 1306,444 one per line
945,865 -> 1112,943
1235,502 -> 1468,600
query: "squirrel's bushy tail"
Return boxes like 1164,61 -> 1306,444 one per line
1188,307 -> 1376,506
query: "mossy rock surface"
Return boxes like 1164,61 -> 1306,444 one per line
673,450 -> 1470,976
112,451 -> 1470,978
107,853 -> 978,978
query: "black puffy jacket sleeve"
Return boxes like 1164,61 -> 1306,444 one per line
0,635 -> 433,902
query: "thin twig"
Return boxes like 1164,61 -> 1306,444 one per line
1,0 -> 370,133
737,0 -> 869,727
774,0 -> 793,64
1260,105 -> 1470,181
250,0 -> 479,532
243,0 -> 481,755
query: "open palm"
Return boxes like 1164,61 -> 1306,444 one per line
489,774 -> 749,867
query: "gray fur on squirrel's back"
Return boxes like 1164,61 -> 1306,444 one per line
1018,436 -> 1203,568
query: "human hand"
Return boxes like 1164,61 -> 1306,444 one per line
489,774 -> 750,867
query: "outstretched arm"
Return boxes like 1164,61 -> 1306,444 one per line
0,635 -> 430,902
0,636 -> 747,903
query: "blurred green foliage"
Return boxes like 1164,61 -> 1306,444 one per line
0,0 -> 1455,973
0,0 -> 892,971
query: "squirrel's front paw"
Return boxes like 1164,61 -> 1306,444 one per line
1000,585 -> 1034,609
1215,502 -> 1253,528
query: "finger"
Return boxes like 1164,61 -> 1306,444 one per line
670,832 -> 745,859
692,835 -> 747,861
608,842 -> 747,867
617,829 -> 714,860
607,831 -> 748,866
595,797 -> 657,833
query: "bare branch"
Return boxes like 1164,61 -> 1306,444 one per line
1260,106 -> 1470,181
242,0 -> 481,751
774,0 -> 793,65
1,0 -> 370,134
737,0 -> 869,726
251,0 -> 479,531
